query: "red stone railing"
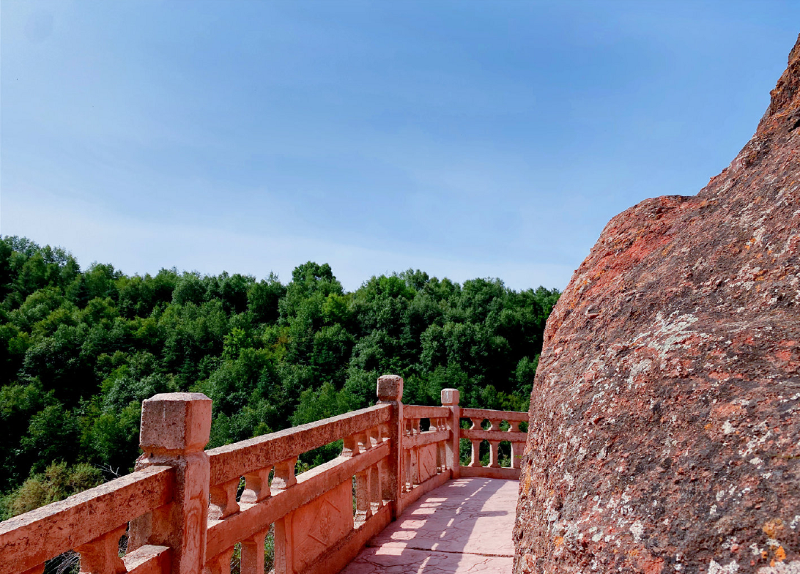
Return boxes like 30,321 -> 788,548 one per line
460,407 -> 528,479
0,375 -> 527,574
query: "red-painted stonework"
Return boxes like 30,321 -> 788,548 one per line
514,36 -> 800,574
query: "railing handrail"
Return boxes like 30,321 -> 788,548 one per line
0,465 -> 174,574
207,402 -> 392,486
402,404 -> 451,419
460,407 -> 529,421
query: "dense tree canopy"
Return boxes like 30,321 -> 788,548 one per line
0,236 -> 558,518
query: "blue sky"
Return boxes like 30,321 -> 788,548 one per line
2,1 -> 798,291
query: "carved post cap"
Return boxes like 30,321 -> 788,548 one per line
441,388 -> 460,406
377,375 -> 403,402
140,392 -> 212,454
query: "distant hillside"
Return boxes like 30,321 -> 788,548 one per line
0,235 -> 558,518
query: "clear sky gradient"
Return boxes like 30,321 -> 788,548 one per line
2,1 -> 798,290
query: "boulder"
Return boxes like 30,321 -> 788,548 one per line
514,36 -> 800,573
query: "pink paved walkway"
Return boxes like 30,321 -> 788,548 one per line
342,478 -> 518,573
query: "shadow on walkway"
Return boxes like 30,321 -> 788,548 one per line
342,477 -> 518,573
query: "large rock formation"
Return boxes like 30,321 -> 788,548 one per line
514,36 -> 800,574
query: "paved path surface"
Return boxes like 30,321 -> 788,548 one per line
342,478 -> 518,573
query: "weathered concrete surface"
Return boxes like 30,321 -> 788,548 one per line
514,36 -> 800,573
344,478 -> 517,573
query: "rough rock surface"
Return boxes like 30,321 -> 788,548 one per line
514,36 -> 800,574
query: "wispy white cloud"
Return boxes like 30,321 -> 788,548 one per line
2,187 -> 573,291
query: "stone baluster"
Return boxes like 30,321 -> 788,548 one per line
342,432 -> 362,458
441,389 -> 460,479
411,417 -> 420,486
378,458 -> 392,504
273,457 -> 297,574
241,529 -> 269,574
488,440 -> 501,468
411,445 -> 420,486
208,478 -> 240,520
358,431 -> 371,452
404,448 -> 413,491
129,393 -> 212,574
367,426 -> 380,448
376,375 -> 403,519
466,416 -> 483,467
205,547 -> 234,574
353,429 -> 377,522
76,525 -> 127,574
240,467 -> 272,504
468,440 -> 482,467
488,418 -> 503,468
369,464 -> 381,513
274,515 -> 293,574
355,468 -> 372,523
271,458 -> 297,494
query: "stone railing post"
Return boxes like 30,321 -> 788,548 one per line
376,375 -> 403,519
441,388 -> 461,479
128,393 -> 212,574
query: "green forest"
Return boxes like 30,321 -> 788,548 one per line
0,235 -> 558,519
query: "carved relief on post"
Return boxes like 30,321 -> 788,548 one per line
278,481 -> 353,574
